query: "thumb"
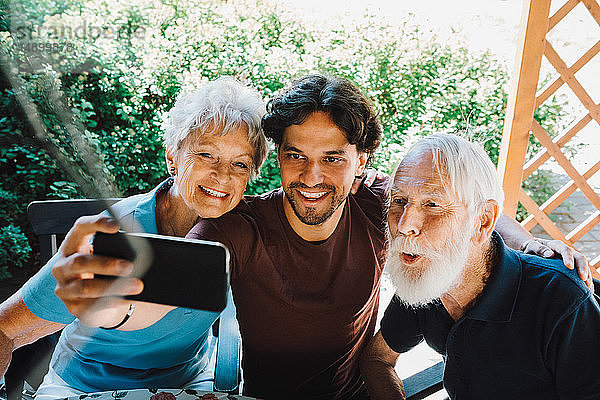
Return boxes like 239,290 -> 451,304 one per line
61,214 -> 120,256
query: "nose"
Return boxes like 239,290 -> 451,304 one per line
210,160 -> 231,184
301,161 -> 324,187
395,203 -> 422,237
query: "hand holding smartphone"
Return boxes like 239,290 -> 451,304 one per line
93,231 -> 229,312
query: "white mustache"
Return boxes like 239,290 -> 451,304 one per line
391,236 -> 444,261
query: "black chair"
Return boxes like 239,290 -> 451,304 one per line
404,360 -> 446,400
2,199 -> 241,400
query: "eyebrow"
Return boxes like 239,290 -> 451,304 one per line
390,187 -> 447,199
324,149 -> 347,156
282,145 -> 303,153
282,145 -> 347,156
190,143 -> 254,159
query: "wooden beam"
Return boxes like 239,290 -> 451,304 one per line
531,121 -> 600,210
498,0 -> 552,217
580,0 -> 600,28
566,210 -> 600,242
523,159 -> 600,230
544,41 -> 600,123
592,255 -> 600,270
539,160 -> 600,213
548,0 -> 580,31
534,40 -> 600,108
535,77 -> 564,109
518,187 -> 571,244
570,39 -> 600,73
522,113 -> 592,180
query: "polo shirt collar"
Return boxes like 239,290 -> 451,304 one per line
466,233 -> 522,323
132,178 -> 173,234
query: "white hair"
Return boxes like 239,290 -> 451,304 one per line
404,132 -> 504,214
162,76 -> 268,177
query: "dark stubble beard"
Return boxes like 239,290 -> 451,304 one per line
284,182 -> 347,225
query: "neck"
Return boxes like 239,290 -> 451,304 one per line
157,184 -> 200,237
441,238 -> 495,321
282,195 -> 346,242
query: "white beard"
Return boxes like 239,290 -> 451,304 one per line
385,220 -> 474,308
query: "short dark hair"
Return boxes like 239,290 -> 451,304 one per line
262,74 -> 382,154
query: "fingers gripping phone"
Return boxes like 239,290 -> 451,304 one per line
92,231 -> 229,312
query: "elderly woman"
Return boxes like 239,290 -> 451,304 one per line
0,76 -> 268,398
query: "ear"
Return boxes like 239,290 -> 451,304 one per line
473,200 -> 500,244
355,152 -> 369,176
165,148 -> 177,172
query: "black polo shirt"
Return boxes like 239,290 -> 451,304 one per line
381,234 -> 600,399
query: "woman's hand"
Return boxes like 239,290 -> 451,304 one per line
521,237 -> 593,290
51,214 -> 143,328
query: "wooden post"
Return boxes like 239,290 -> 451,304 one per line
497,0 -> 552,217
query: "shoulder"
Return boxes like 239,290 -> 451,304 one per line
187,192 -> 278,253
242,188 -> 282,214
187,196 -> 276,279
519,251 -> 590,297
516,250 -> 592,316
353,174 -> 390,205
111,194 -> 147,218
108,181 -> 169,233
189,190 -> 281,240
349,175 -> 389,230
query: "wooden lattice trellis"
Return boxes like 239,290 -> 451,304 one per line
497,0 -> 600,272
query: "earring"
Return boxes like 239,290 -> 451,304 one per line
169,167 -> 176,176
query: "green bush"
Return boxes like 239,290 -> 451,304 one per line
0,224 -> 32,279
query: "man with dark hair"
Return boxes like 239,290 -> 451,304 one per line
188,73 -> 387,399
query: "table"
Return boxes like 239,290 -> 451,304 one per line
67,388 -> 256,400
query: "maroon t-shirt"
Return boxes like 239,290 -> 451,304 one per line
187,178 -> 389,399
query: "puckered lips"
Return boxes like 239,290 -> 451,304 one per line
296,188 -> 330,203
199,184 -> 229,199
401,252 -> 422,264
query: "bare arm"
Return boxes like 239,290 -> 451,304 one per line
360,331 -> 405,400
495,213 -> 533,250
0,290 -> 65,376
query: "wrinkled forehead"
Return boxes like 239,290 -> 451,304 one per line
392,151 -> 450,196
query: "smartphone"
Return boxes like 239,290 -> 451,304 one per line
92,231 -> 229,312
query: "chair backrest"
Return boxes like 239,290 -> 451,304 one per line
12,199 -> 241,397
27,199 -> 121,265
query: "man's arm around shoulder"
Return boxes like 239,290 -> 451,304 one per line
360,331 -> 405,400
0,290 -> 65,376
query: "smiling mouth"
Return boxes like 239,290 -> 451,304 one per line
199,185 -> 229,198
402,252 -> 422,264
297,190 -> 329,201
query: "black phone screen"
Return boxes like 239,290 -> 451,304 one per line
93,231 -> 229,312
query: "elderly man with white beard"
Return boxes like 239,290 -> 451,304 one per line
360,133 -> 600,400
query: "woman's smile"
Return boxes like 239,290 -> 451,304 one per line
198,184 -> 229,199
